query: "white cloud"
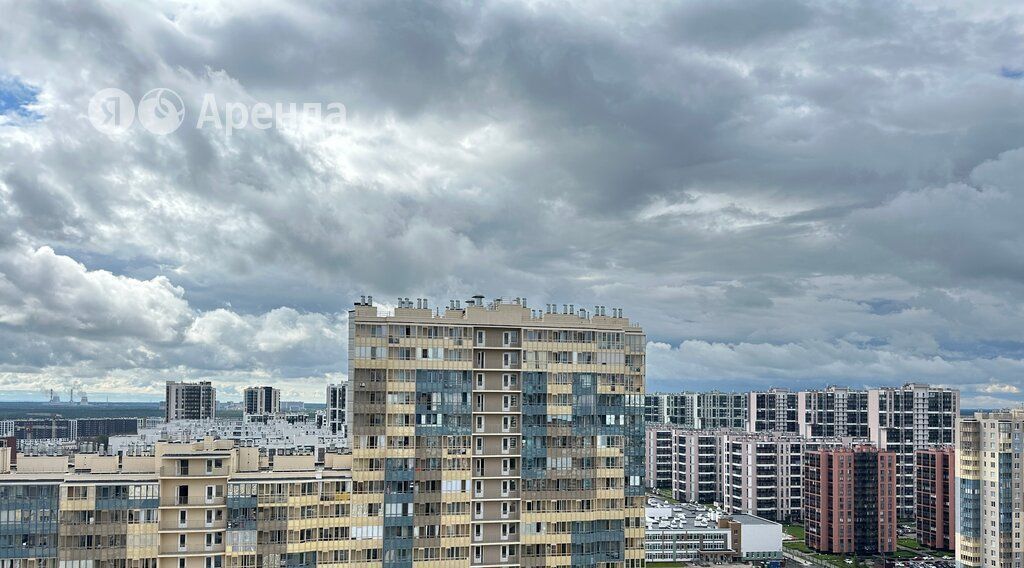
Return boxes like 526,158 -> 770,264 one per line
2,0 -> 1024,401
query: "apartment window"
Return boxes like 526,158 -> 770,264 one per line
476,330 -> 485,345
178,534 -> 186,551
476,373 -> 484,388
205,532 -> 222,549
179,510 -> 187,527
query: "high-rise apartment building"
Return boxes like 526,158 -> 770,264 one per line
326,381 -> 348,438
868,383 -> 958,516
643,392 -> 744,429
643,394 -> 667,424
956,411 -> 1024,568
648,426 -> 863,523
242,385 -> 280,416
804,445 -> 897,555
644,427 -> 723,505
720,431 -> 806,523
646,383 -> 958,517
643,393 -> 695,426
348,296 -> 646,567
644,427 -> 673,492
0,439 -> 357,567
696,392 -> 748,429
798,386 -> 871,438
165,381 -> 216,421
747,389 -> 799,433
915,446 -> 954,551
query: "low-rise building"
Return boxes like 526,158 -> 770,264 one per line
644,499 -> 733,564
718,514 -> 784,562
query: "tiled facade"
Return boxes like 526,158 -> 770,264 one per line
803,445 -> 897,555
348,297 -> 645,568
915,446 -> 954,551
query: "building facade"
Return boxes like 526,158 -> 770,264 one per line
747,389 -> 799,433
108,416 -> 348,457
326,381 -> 349,439
915,446 -> 954,551
803,445 -> 897,555
644,502 -> 733,564
165,381 -> 217,422
348,296 -> 646,567
242,386 -> 280,416
720,431 -> 806,523
956,411 -> 1023,568
0,439 -> 356,568
648,426 -> 862,523
0,417 -> 144,440
868,383 -> 958,516
644,427 -> 673,493
645,383 -> 958,517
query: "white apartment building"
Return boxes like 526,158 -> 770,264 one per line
646,383 -> 958,517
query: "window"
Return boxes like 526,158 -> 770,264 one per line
476,330 -> 485,345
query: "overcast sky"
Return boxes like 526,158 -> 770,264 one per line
2,1 -> 1024,405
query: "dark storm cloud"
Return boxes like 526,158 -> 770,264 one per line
0,0 -> 1023,405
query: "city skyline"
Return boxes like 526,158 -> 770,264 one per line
4,2 -> 1024,408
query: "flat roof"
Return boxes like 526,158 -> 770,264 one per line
729,514 -> 780,526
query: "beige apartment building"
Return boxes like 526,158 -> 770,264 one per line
956,411 -> 1024,568
0,439 -> 356,568
347,296 -> 646,568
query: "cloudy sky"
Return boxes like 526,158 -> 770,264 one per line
2,1 -> 1024,406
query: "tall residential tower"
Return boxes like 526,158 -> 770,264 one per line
165,380 -> 216,421
348,296 -> 646,567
